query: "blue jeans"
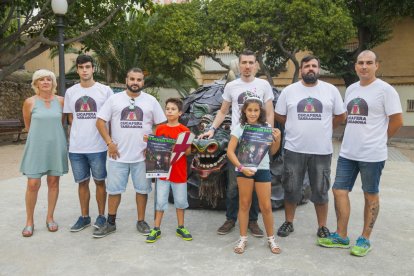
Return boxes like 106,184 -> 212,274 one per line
106,160 -> 152,195
155,179 -> 188,211
333,156 -> 385,194
69,151 -> 107,183
226,162 -> 259,222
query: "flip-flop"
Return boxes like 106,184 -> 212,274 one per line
22,225 -> 34,237
46,221 -> 59,232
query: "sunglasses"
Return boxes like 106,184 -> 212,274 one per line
129,98 -> 135,110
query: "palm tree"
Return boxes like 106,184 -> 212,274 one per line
82,10 -> 199,97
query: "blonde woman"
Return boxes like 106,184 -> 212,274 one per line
20,69 -> 68,237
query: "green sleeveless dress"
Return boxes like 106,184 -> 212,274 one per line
20,97 -> 68,177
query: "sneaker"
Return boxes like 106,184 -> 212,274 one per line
351,236 -> 372,257
93,215 -> 106,229
217,220 -> 235,235
146,228 -> 161,243
318,232 -> 351,248
277,221 -> 294,237
176,226 -> 193,241
317,226 -> 330,238
92,222 -> 116,238
136,220 -> 151,236
70,216 -> 91,232
248,221 -> 264,238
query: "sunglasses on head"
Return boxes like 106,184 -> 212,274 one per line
129,98 -> 135,110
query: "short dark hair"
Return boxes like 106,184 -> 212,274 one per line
239,49 -> 256,62
165,97 -> 183,112
76,55 -> 94,67
300,55 -> 320,68
127,67 -> 144,76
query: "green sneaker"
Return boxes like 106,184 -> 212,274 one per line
176,226 -> 193,241
351,236 -> 371,257
146,228 -> 161,243
318,232 -> 351,248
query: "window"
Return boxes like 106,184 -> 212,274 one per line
407,99 -> 414,112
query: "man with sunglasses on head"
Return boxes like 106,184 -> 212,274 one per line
64,55 -> 113,235
95,68 -> 166,238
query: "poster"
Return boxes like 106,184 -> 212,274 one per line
145,135 -> 175,178
237,124 -> 273,170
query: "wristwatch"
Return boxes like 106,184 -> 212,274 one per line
209,126 -> 217,132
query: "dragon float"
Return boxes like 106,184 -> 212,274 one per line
176,79 -> 311,209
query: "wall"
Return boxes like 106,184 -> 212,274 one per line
0,81 -> 33,121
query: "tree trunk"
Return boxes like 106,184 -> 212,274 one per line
206,53 -> 230,70
291,56 -> 300,83
256,54 -> 274,86
0,44 -> 49,82
342,73 -> 359,87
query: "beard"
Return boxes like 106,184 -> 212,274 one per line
127,84 -> 142,93
302,72 -> 319,84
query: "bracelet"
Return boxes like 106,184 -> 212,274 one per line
107,141 -> 113,146
237,164 -> 244,172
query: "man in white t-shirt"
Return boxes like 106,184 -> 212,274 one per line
318,50 -> 403,257
275,55 -> 346,240
94,68 -> 166,238
199,50 -> 274,237
64,55 -> 113,233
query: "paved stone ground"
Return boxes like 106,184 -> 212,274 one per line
1,142 -> 414,275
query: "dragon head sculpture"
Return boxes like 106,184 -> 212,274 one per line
178,80 -> 310,209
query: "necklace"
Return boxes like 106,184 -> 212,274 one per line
37,95 -> 53,102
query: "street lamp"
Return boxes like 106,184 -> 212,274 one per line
16,6 -> 24,69
51,0 -> 68,96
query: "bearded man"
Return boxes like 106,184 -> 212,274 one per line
274,55 -> 346,241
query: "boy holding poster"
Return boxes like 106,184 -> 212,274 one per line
146,98 -> 193,243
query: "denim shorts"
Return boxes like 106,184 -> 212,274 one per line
155,179 -> 188,211
69,151 -> 107,183
236,169 -> 271,182
106,160 -> 152,195
25,170 -> 63,179
282,149 -> 332,204
333,156 -> 385,194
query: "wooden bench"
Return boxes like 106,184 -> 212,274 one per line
0,119 -> 27,142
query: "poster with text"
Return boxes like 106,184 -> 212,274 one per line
145,135 -> 175,178
237,124 -> 273,170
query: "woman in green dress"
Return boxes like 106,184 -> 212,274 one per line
20,69 -> 68,237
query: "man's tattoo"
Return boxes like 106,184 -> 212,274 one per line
368,201 -> 380,229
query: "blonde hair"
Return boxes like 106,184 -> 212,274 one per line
31,69 -> 57,95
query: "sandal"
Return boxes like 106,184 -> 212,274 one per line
22,225 -> 34,237
46,221 -> 59,232
268,236 -> 281,254
234,237 -> 248,254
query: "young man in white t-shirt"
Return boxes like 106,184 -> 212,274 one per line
64,55 -> 113,233
318,50 -> 403,256
94,68 -> 166,238
275,55 -> 346,240
199,50 -> 274,237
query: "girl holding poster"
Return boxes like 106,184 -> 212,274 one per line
227,97 -> 281,254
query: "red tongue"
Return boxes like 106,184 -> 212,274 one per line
199,170 -> 210,179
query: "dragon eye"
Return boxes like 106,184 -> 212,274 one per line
206,143 -> 218,153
